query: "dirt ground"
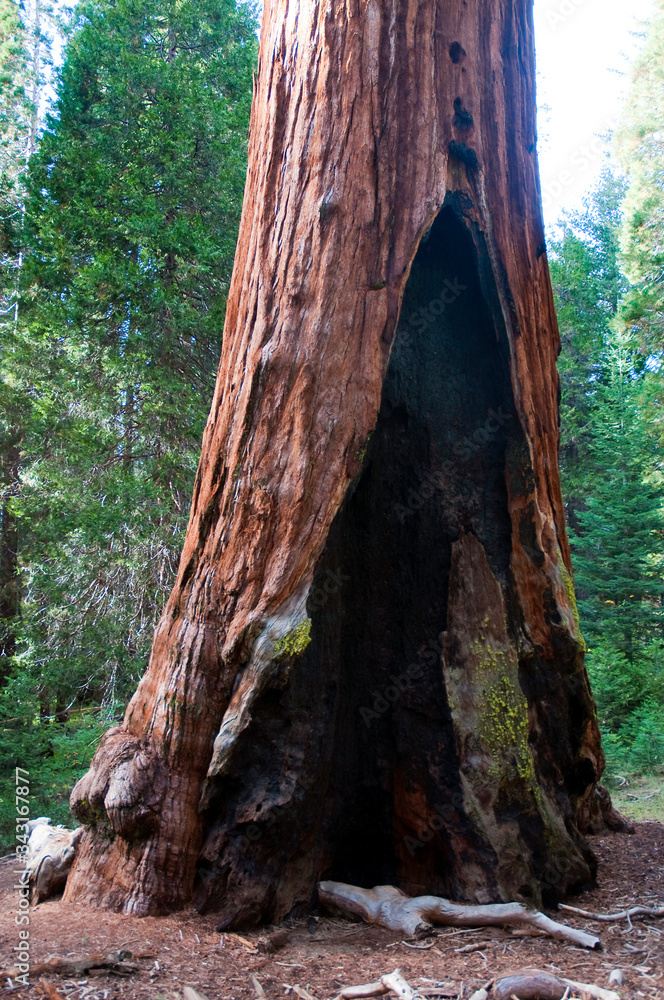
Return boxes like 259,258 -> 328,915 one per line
1,823 -> 663,1000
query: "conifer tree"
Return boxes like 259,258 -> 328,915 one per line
569,327 -> 663,658
0,0 -> 31,676
551,174 -> 664,775
616,0 -> 664,357
4,0 -> 257,709
549,171 -> 628,535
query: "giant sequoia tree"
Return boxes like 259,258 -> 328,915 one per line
65,0 -> 604,924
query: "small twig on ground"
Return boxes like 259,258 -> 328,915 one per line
558,902 -> 664,922
293,986 -> 318,1000
182,989 -> 211,1000
250,973 -> 266,998
38,981 -> 64,1000
454,941 -> 491,953
227,932 -> 258,951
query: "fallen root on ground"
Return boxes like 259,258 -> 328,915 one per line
334,966 -> 620,1000
559,901 -> 664,922
318,882 -> 600,949
1,951 -> 139,981
336,967 -> 424,999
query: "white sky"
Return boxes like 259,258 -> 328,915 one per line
534,0 -> 655,226
48,1 -> 653,230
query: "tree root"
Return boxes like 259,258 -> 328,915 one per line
335,967 -> 619,1000
559,901 -> 664,922
336,968 -> 424,999
317,882 -> 601,949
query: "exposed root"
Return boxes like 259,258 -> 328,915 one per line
559,901 -> 664,922
318,882 -> 601,949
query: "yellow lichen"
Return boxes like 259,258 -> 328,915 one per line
558,549 -> 586,651
274,619 -> 312,657
473,641 -> 534,783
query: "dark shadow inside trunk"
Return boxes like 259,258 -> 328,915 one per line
194,205 -> 533,925
309,204 -> 523,890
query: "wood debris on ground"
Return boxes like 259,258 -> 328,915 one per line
1,825 -> 663,999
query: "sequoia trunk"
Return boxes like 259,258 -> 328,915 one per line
65,0 -> 604,922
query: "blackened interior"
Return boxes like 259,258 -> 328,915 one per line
310,204 -> 520,888
195,204 -> 525,921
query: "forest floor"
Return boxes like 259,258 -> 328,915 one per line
609,777 -> 664,825
1,822 -> 663,1000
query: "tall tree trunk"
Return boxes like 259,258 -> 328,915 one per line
65,0 -> 604,922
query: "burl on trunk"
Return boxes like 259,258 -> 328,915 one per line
65,0 -> 604,924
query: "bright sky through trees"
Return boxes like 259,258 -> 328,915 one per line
534,0 -> 654,225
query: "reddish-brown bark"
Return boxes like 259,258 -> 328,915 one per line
65,0 -> 604,922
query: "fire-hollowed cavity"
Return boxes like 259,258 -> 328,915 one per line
193,206 -> 593,927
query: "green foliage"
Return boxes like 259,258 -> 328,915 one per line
587,640 -> 664,734
549,170 -> 629,533
1,0 -> 257,717
625,702 -> 664,773
0,0 -> 256,844
616,0 -> 664,354
0,0 -> 31,184
552,165 -> 664,778
0,682 -> 118,852
569,327 -> 664,657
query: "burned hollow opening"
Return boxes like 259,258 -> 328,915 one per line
194,204 -> 529,923
308,204 -> 522,893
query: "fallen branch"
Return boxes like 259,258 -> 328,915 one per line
2,952 -> 139,980
561,979 -> 619,1000
454,941 -> 490,954
491,971 -> 566,1000
337,968 -> 423,1000
38,981 -> 64,1000
318,882 -> 600,949
559,902 -> 664,922
626,789 -> 660,801
339,968 -> 619,1000
473,968 -> 620,1000
182,989 -> 210,1000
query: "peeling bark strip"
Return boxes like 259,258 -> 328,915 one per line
65,0 -> 604,920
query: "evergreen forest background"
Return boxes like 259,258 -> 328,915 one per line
0,0 -> 662,851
